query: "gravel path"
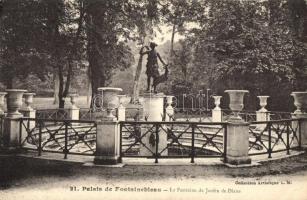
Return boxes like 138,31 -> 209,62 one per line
1,152 -> 307,200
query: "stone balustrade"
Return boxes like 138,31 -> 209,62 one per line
1,88 -> 307,166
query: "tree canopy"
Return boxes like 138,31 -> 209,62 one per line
0,0 -> 306,111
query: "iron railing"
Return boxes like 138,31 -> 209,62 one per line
119,121 -> 227,163
170,108 -> 212,122
222,109 -> 257,122
19,118 -> 96,158
36,109 -> 69,120
79,108 -> 96,120
248,119 -> 301,158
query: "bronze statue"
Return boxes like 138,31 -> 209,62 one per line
140,42 -> 168,93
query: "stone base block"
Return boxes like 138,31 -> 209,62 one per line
225,155 -> 251,165
3,117 -> 22,148
94,156 -> 121,165
212,109 -> 222,122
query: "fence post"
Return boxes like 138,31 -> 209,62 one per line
225,121 -> 251,165
291,112 -> 307,148
165,96 -> 174,121
94,117 -> 120,165
224,90 -> 251,165
212,96 -> 222,122
2,89 -> 27,151
68,94 -> 79,120
140,93 -> 168,156
297,116 -> 307,148
117,95 -> 126,121
256,96 -> 270,130
21,93 -> 36,129
94,88 -> 122,165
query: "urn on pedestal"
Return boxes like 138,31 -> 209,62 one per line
6,89 -> 27,118
291,92 -> 307,114
258,96 -> 269,112
225,90 -> 249,121
69,93 -> 78,109
0,92 -> 7,115
212,96 -> 222,110
97,87 -> 123,118
23,93 -> 36,111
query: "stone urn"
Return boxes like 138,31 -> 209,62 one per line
97,87 -> 123,118
69,94 -> 78,109
165,96 -> 174,107
258,96 -> 269,112
225,90 -> 249,121
165,96 -> 174,120
212,96 -> 222,110
6,89 -> 27,117
0,92 -> 7,115
291,91 -> 307,114
117,95 -> 127,108
23,93 -> 36,111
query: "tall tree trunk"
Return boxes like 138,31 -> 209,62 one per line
58,65 -> 65,109
131,20 -> 153,104
169,24 -> 176,61
131,45 -> 145,104
53,70 -> 59,104
86,65 -> 92,107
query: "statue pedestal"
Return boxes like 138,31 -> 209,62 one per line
140,93 -> 168,157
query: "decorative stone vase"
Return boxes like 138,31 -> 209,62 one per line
6,89 -> 27,117
69,94 -> 78,109
117,95 -> 127,108
291,92 -> 307,114
212,96 -> 222,110
165,96 -> 174,107
97,87 -> 123,118
0,92 -> 7,115
165,96 -> 174,121
23,93 -> 36,111
225,90 -> 249,121
257,96 -> 269,112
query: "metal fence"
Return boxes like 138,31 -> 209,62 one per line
36,109 -> 69,120
19,118 -> 96,158
248,119 -> 301,158
79,108 -> 96,121
119,121 -> 227,163
171,108 -> 212,122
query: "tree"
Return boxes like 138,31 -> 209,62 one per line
85,0 -> 135,99
0,0 -> 51,88
131,0 -> 160,103
43,0 -> 87,109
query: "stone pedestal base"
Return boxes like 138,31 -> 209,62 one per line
212,109 -> 222,122
117,106 -> 126,121
225,121 -> 251,165
69,108 -> 80,120
140,93 -> 168,156
21,109 -> 36,128
300,120 -> 307,148
225,155 -> 251,165
94,155 -> 121,165
94,119 -> 120,165
256,111 -> 269,130
292,113 -> 307,148
139,125 -> 168,156
3,116 -> 23,149
142,93 -> 165,121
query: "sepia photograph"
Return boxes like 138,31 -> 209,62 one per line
0,0 -> 307,199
